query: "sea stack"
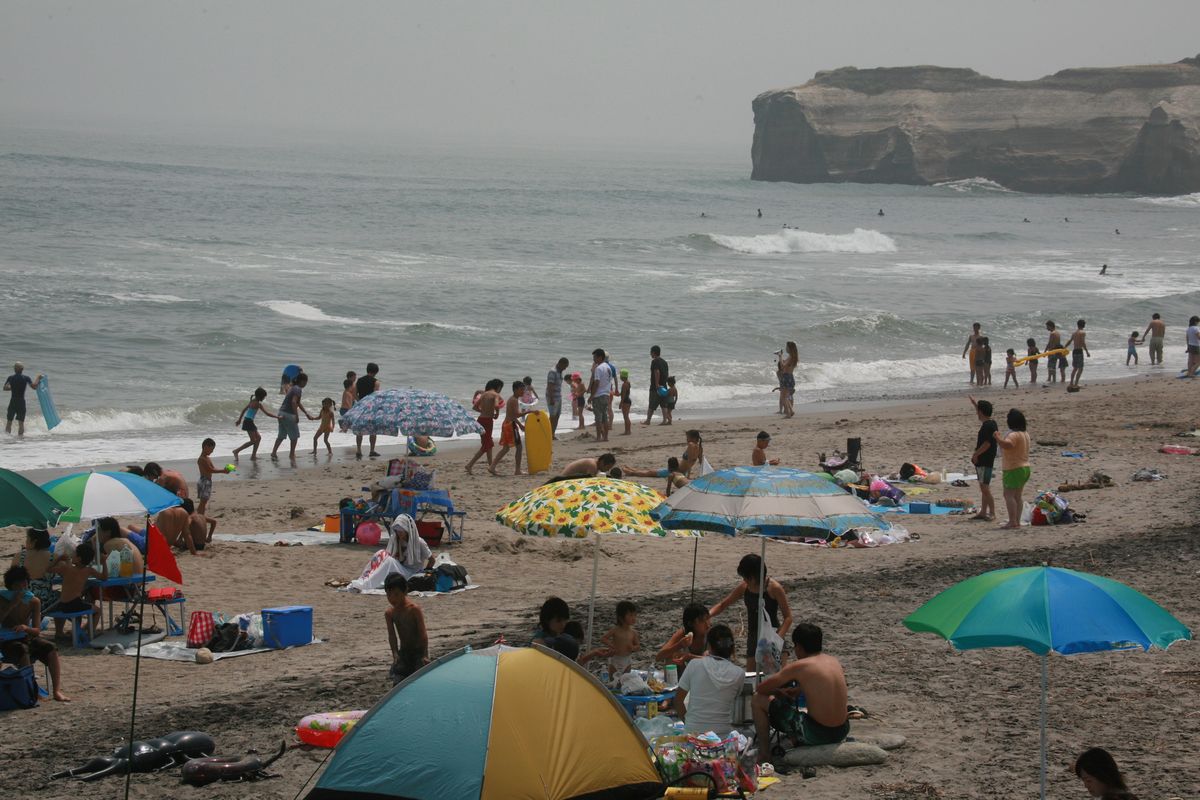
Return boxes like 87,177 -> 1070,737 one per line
751,55 -> 1200,194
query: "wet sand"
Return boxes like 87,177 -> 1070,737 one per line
3,374 -> 1197,799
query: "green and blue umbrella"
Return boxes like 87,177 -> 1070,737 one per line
0,467 -> 70,527
341,389 -> 483,438
41,470 -> 183,522
904,566 -> 1191,799
652,466 -> 887,538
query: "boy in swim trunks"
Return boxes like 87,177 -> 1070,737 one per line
1066,319 -> 1090,389
0,566 -> 69,701
488,381 -> 528,476
196,438 -> 219,518
384,574 -> 428,685
465,379 -> 503,474
48,541 -> 106,639
753,623 -> 849,764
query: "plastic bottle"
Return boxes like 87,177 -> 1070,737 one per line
600,666 -> 611,688
664,664 -> 678,686
105,549 -> 122,578
119,547 -> 134,578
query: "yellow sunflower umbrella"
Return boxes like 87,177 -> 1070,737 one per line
495,477 -> 677,539
496,477 -> 697,650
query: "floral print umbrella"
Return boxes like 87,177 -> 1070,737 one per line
496,477 -> 696,539
341,388 -> 483,438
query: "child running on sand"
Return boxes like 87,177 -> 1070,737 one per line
1127,331 -> 1139,366
1025,339 -> 1040,384
47,541 -> 105,639
656,602 -> 711,673
994,408 -> 1031,529
618,369 -> 632,435
313,397 -> 336,454
384,574 -> 429,685
233,387 -> 276,460
1004,349 -> 1019,388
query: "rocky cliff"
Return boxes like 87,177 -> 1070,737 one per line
751,57 -> 1200,194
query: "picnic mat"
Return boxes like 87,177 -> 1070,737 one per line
340,584 -> 480,598
118,639 -> 322,662
214,531 -> 340,546
870,503 -> 962,515
90,629 -> 167,650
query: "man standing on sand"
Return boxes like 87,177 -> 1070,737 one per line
1066,319 -> 1090,389
752,623 -> 849,765
588,348 -> 615,443
642,345 -> 670,426
465,379 -> 503,474
355,362 -> 382,458
4,362 -> 42,437
1140,313 -> 1166,366
1045,321 -> 1066,384
545,357 -> 569,439
961,324 -> 983,385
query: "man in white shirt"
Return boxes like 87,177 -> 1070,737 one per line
675,623 -> 745,736
587,348 -> 615,443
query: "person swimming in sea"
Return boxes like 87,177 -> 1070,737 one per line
877,209 -> 884,216
1099,264 -> 1108,276
757,208 -> 762,218
1023,217 -> 1030,223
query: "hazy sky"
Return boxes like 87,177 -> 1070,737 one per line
3,1 -> 1199,151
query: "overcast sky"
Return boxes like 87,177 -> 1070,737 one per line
3,1 -> 1198,152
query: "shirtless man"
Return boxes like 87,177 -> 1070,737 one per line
1141,313 -> 1166,366
753,623 -> 849,765
186,499 -> 216,550
465,379 -> 504,474
752,431 -> 780,466
155,503 -> 206,555
544,453 -> 616,484
1066,319 -> 1090,389
489,381 -> 528,476
143,462 -> 188,498
961,323 -> 984,385
1045,321 -> 1066,384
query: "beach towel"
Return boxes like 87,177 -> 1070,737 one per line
118,639 -> 320,662
214,531 -> 339,546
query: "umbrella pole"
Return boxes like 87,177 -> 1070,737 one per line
1039,653 -> 1048,800
124,513 -> 150,800
689,536 -> 699,603
755,534 -> 767,687
585,533 -> 599,653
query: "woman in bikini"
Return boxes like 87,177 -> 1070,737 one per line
780,341 -> 798,418
680,429 -> 705,477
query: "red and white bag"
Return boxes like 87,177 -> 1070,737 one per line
187,610 -> 215,648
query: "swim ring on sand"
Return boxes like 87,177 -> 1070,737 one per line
407,436 -> 438,457
296,710 -> 367,748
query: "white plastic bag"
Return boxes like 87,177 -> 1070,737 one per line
1021,502 -> 1033,525
699,457 -> 715,476
755,603 -> 784,676
618,671 -> 652,696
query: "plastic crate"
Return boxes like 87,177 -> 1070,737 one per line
262,606 -> 313,649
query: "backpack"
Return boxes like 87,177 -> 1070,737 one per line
435,564 -> 469,593
0,665 -> 39,711
407,571 -> 437,592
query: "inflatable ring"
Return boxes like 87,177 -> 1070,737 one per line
1012,348 -> 1068,367
406,437 -> 438,457
296,710 -> 367,748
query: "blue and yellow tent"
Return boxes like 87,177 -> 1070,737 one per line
305,645 -> 664,800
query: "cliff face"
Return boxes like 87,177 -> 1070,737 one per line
751,58 -> 1200,194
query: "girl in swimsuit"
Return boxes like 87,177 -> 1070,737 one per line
680,429 -> 704,477
233,387 -> 276,460
780,341 -> 798,418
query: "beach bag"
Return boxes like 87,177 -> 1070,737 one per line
407,571 -> 437,592
187,610 -> 216,648
0,665 -> 39,711
435,564 -> 469,593
755,604 -> 785,677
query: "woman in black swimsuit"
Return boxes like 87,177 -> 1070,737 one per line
709,553 -> 793,672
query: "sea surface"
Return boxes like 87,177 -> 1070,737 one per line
2,127 -> 1197,469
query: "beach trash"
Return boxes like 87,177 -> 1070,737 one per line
303,645 -> 663,800
355,521 -> 382,547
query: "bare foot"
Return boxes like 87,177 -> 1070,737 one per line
465,465 -> 474,475
514,470 -> 524,476
1000,523 -> 1021,529
487,467 -> 499,476
54,690 -> 71,702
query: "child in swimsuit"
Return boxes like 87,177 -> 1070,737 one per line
1126,331 -> 1139,366
313,397 -> 336,454
233,387 -> 276,460
656,602 -> 711,675
339,379 -> 355,430
665,377 -> 677,424
597,600 -> 639,675
570,373 -> 586,430
618,369 -> 632,435
1004,349 -> 1019,388
1025,339 -> 1040,384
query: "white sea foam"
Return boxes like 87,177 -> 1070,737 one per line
934,177 -> 1014,193
1136,192 -> 1200,208
691,277 -> 741,293
102,292 -> 194,304
707,228 -> 897,255
256,300 -> 480,331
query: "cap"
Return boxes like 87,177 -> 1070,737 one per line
571,372 -> 582,380
619,369 -> 629,378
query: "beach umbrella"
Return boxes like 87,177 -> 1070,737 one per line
40,470 -> 183,522
0,467 -> 70,527
304,644 -> 663,800
652,466 -> 888,538
904,566 -> 1192,799
340,388 -> 483,438
496,477 -> 702,650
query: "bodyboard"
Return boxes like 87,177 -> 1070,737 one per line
524,410 -> 553,474
36,375 -> 61,430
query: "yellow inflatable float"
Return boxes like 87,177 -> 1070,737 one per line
1013,348 -> 1068,367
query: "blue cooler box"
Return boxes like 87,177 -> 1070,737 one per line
262,606 -> 313,649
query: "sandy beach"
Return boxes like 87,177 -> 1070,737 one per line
3,374 -> 1198,799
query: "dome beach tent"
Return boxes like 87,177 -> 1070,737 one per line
304,644 -> 664,800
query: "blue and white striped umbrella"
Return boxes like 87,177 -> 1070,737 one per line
651,466 -> 888,538
341,389 -> 483,438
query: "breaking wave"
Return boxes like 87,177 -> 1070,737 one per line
702,228 -> 897,255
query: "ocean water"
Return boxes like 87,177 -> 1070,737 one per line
1,128 -> 1197,469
